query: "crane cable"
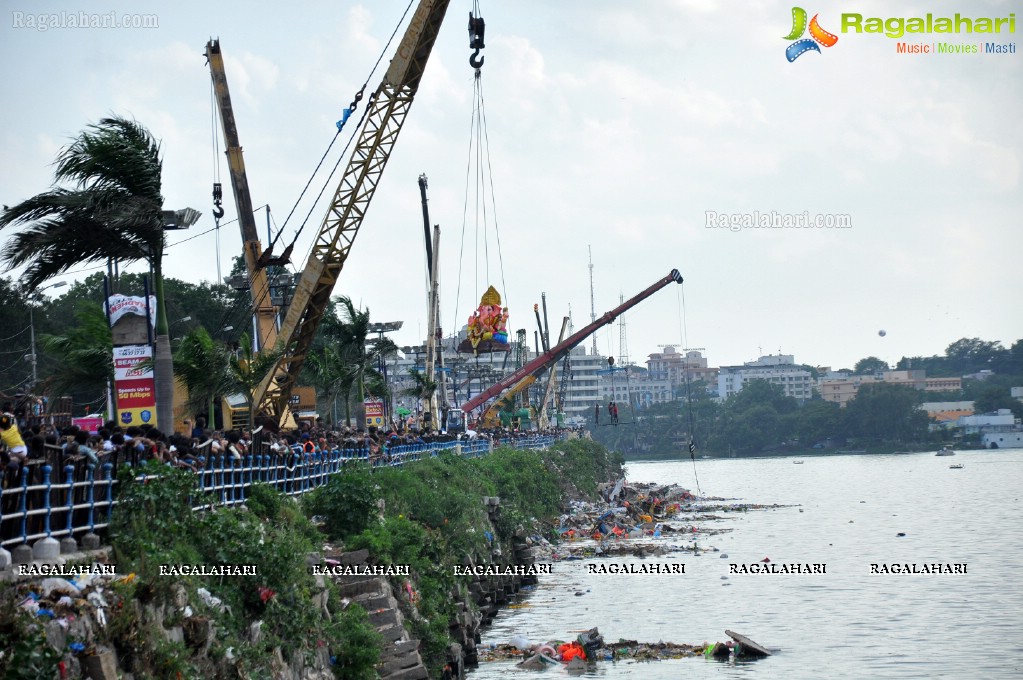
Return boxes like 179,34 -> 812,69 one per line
253,0 -> 420,352
273,0 -> 419,258
453,4 -> 508,350
677,282 -> 703,497
205,1 -> 420,355
209,77 -> 224,283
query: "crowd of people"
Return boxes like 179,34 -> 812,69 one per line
0,399 -> 573,479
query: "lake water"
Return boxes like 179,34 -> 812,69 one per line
467,448 -> 1023,679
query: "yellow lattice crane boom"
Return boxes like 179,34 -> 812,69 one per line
252,0 -> 453,423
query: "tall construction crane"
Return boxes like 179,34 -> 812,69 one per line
205,39 -> 282,352
448,269 -> 684,431
248,0 -> 454,423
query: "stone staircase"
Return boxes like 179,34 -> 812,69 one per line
329,549 -> 429,680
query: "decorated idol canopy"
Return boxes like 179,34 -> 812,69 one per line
458,285 -> 510,354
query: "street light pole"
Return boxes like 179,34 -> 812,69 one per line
28,281 -> 67,387
29,303 -> 37,386
155,207 -> 201,430
368,321 -> 402,426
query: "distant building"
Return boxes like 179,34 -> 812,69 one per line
924,377 -> 963,392
602,370 -> 674,409
958,409 -> 1018,435
561,347 -> 606,420
983,431 -> 1023,449
716,354 -> 814,403
646,347 -> 718,386
820,370 -> 963,407
821,375 -> 879,406
919,401 -> 975,431
880,369 -> 927,389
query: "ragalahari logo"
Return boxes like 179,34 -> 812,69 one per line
784,7 -> 839,61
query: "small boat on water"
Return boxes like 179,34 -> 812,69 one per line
935,446 -> 955,456
793,460 -> 804,464
949,464 -> 964,469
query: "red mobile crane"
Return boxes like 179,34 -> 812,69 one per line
446,268 -> 684,432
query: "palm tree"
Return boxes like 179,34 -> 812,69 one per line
401,368 -> 437,427
306,344 -> 357,426
0,116 -> 176,428
173,327 -> 233,428
228,333 -> 284,429
330,296 -> 397,426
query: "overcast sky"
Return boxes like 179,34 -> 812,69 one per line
2,0 -> 1020,372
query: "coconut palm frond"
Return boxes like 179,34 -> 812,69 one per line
227,333 -> 286,428
0,116 -> 165,289
173,327 -> 234,418
55,117 -> 163,201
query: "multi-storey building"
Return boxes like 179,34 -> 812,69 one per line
645,347 -> 717,386
821,370 -> 965,407
716,354 -> 814,403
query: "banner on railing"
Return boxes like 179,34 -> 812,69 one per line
113,344 -> 157,427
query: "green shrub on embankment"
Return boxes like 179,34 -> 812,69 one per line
106,461 -> 380,678
301,439 -> 624,676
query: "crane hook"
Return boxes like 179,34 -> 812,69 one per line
212,182 -> 225,219
468,11 -> 485,69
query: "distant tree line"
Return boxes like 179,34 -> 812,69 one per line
591,334 -> 1023,457
593,380 -> 932,457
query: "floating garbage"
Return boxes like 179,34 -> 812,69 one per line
515,652 -> 559,670
509,635 -> 533,651
726,630 -> 772,658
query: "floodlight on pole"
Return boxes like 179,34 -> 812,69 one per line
161,208 -> 201,230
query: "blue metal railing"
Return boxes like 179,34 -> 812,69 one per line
1,435 -> 557,551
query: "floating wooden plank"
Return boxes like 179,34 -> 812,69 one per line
725,630 -> 772,657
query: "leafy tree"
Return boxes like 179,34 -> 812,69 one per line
793,399 -> 842,445
0,117 -> 177,428
945,337 -> 1006,375
1000,339 -> 1023,375
973,384 -> 1023,420
0,278 -> 34,395
37,302 -> 113,407
854,356 -> 889,374
735,405 -> 781,453
844,383 -> 928,442
728,379 -> 798,415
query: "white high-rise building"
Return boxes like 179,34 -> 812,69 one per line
716,354 -> 813,402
